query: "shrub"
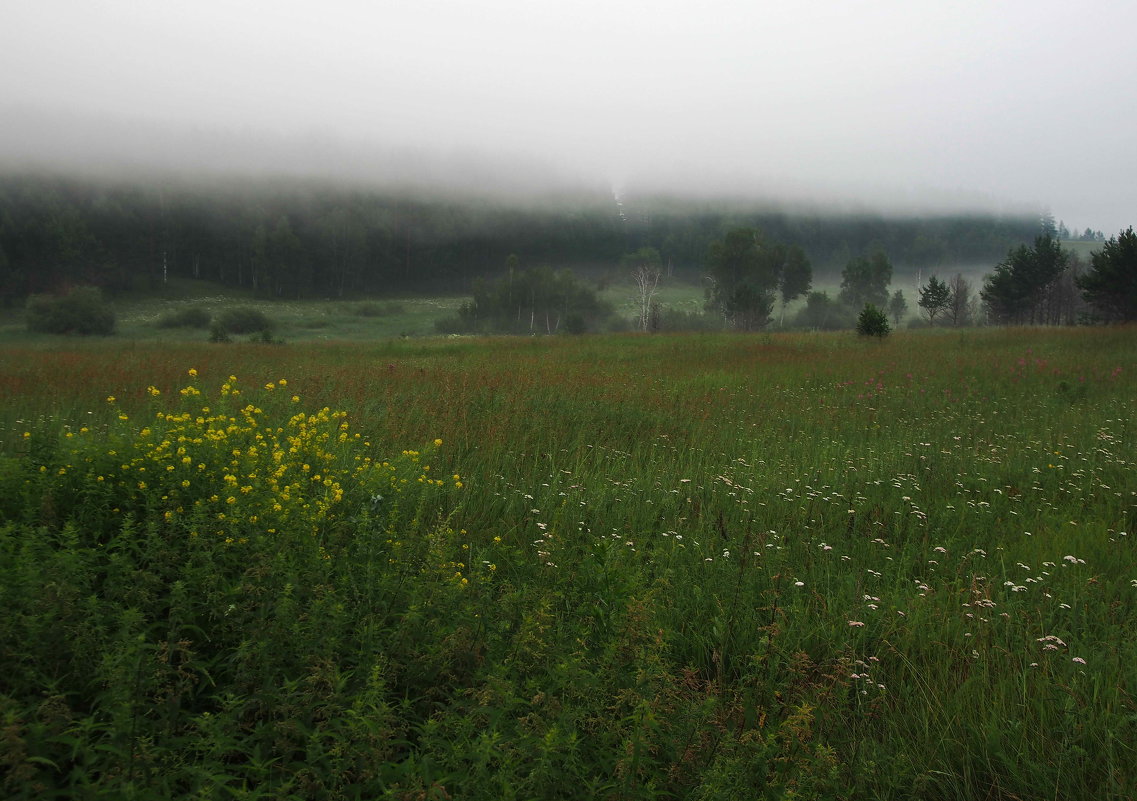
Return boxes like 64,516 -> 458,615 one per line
215,306 -> 274,335
208,322 -> 232,343
856,303 -> 891,338
0,372 -> 460,797
651,305 -> 724,332
25,286 -> 115,335
155,306 -> 212,329
354,301 -> 405,317
793,291 -> 851,330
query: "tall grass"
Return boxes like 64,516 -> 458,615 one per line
0,326 -> 1134,799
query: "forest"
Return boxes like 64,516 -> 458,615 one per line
0,170 -> 1045,304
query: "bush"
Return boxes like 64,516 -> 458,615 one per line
651,305 -> 724,332
0,373 -> 459,797
215,306 -> 274,335
155,306 -> 212,329
793,291 -> 852,331
354,301 -> 404,317
856,303 -> 891,338
25,286 -> 116,335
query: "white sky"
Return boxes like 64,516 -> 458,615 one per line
2,0 -> 1134,232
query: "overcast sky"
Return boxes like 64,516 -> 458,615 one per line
2,0 -> 1134,232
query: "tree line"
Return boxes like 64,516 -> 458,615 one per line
0,171 -> 1045,305
704,225 -> 1136,333
916,231 -> 1136,326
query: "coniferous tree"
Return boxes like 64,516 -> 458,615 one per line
887,289 -> 908,325
856,303 -> 890,338
981,235 -> 1069,324
1077,227 -> 1137,322
918,275 -> 951,324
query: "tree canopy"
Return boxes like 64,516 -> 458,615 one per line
918,276 -> 951,324
0,171 -> 1042,306
839,251 -> 892,310
980,235 -> 1073,325
438,263 -> 614,335
704,227 -> 811,330
1076,227 -> 1137,322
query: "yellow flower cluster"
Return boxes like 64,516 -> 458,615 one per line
40,371 -> 461,552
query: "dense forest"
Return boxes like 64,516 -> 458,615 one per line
0,170 -> 1048,305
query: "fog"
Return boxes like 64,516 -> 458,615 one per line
3,0 -> 1135,231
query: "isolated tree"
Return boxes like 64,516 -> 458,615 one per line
887,289 -> 908,325
839,250 -> 892,310
1076,227 -> 1137,321
918,275 -> 951,324
947,273 -> 973,326
856,303 -> 890,338
705,227 -> 810,331
623,247 -> 662,331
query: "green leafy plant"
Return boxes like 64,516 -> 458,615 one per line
156,306 -> 212,329
856,303 -> 890,337
26,286 -> 116,335
214,306 -> 274,335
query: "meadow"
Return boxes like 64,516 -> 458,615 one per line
0,326 -> 1134,800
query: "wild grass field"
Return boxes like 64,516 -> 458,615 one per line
1,327 -> 1134,800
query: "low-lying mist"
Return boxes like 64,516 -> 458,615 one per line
0,105 -> 1041,223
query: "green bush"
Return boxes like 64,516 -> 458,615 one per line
155,306 -> 212,329
215,306 -> 274,335
652,305 -> 724,332
354,301 -> 404,317
793,291 -> 852,330
25,286 -> 116,335
856,303 -> 891,338
0,374 -> 458,799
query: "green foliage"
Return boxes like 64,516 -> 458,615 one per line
0,373 -> 458,799
981,234 -> 1072,324
1077,227 -> 1137,321
214,306 -> 274,335
856,303 -> 890,337
0,172 -> 1048,305
650,304 -> 724,332
793,290 -> 851,330
705,227 -> 811,330
441,263 -> 615,334
887,289 -> 908,325
353,301 -> 404,317
1,332 -> 1135,799
839,250 -> 892,310
918,275 -> 951,324
155,306 -> 212,329
25,286 -> 116,335
207,321 -> 232,343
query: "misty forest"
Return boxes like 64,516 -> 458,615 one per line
1,165 -> 1136,801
